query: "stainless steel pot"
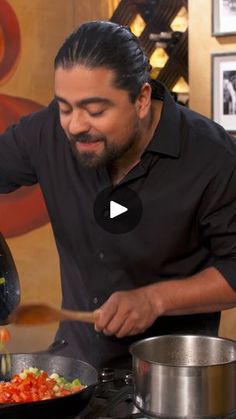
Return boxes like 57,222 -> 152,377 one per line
130,335 -> 236,418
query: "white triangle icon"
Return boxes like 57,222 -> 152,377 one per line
110,200 -> 128,219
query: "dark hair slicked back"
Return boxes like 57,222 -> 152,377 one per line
54,20 -> 151,102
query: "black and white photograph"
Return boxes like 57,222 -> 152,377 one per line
212,52 -> 236,132
223,70 -> 236,115
212,0 -> 236,35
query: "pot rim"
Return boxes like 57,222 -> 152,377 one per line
129,334 -> 236,367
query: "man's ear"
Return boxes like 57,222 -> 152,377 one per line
136,83 -> 152,118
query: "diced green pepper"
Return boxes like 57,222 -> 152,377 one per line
0,277 -> 6,285
72,378 -> 81,386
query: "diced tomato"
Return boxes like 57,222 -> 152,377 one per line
0,370 -> 84,404
0,328 -> 10,343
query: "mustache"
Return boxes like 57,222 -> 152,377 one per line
69,133 -> 105,143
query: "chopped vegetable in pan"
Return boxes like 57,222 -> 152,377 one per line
0,367 -> 85,403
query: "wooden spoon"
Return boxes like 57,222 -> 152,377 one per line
8,303 -> 99,326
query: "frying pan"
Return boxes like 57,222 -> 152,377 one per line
0,352 -> 98,419
0,232 -> 20,324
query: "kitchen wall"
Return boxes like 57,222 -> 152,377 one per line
189,0 -> 236,117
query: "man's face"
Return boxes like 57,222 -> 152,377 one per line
54,65 -> 145,168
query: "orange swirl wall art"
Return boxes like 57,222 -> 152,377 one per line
0,0 -> 49,238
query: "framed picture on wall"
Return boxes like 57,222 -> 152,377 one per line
212,52 -> 236,133
212,0 -> 236,36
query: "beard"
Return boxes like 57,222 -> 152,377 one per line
67,127 -> 139,169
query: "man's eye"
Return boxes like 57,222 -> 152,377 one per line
89,110 -> 105,117
60,108 -> 71,115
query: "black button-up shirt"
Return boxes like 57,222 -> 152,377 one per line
1,81 -> 236,368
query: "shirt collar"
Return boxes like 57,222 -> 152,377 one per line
145,81 -> 182,158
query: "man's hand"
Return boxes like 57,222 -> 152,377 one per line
94,267 -> 236,339
94,286 -> 159,338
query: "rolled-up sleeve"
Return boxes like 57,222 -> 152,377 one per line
199,159 -> 236,290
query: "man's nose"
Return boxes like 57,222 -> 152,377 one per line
68,110 -> 91,135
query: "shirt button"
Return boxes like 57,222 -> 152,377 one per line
99,252 -> 104,260
93,297 -> 98,304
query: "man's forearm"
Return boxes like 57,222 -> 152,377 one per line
149,267 -> 236,317
95,267 -> 236,338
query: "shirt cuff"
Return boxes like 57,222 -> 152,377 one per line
213,259 -> 236,291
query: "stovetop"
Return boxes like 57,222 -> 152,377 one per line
78,368 -> 136,419
65,368 -> 236,419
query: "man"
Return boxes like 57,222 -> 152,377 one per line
1,21 -> 236,368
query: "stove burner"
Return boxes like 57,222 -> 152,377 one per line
100,368 -> 115,383
124,373 -> 133,386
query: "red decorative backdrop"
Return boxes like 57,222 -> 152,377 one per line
0,0 -> 49,238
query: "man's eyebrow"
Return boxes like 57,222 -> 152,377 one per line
54,95 -> 113,107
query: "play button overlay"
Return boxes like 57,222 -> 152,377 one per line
94,186 -> 142,234
110,200 -> 128,219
